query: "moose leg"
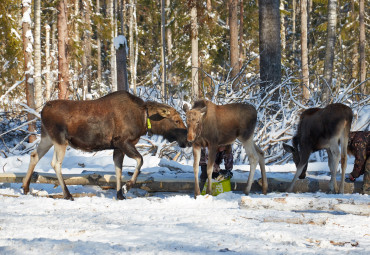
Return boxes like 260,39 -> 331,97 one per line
206,146 -> 217,195
287,150 -> 310,193
339,133 -> 349,194
119,140 -> 143,192
254,143 -> 268,195
243,139 -> 259,195
192,145 -> 201,197
113,149 -> 125,200
23,132 -> 53,194
327,146 -> 340,194
51,143 -> 72,200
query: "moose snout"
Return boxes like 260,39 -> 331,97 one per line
187,133 -> 195,143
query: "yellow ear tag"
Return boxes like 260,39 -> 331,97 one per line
147,118 -> 152,129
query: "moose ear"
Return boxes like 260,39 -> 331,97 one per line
200,106 -> 207,115
183,103 -> 190,113
157,107 -> 171,118
283,143 -> 295,153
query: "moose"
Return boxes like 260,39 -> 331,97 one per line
23,91 -> 189,200
184,100 -> 267,197
283,103 -> 353,194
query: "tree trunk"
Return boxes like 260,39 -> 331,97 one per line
134,0 -> 138,94
73,0 -> 80,98
116,0 -> 129,91
22,0 -> 36,143
259,0 -> 281,99
84,0 -> 92,94
161,0 -> 167,101
280,0 -> 286,54
322,0 -> 337,103
34,0 -> 42,111
116,37 -> 129,91
51,9 -> 58,88
359,0 -> 367,93
229,0 -> 239,88
96,0 -> 102,85
109,0 -> 117,91
350,0 -> 358,81
239,0 -> 244,69
57,0 -> 70,99
291,0 -> 296,67
166,0 -> 173,87
207,0 -> 212,12
301,0 -> 310,102
129,0 -> 135,93
45,24 -> 51,101
190,1 -> 199,100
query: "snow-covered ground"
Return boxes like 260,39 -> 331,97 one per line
0,144 -> 369,254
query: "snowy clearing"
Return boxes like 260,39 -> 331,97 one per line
0,146 -> 369,254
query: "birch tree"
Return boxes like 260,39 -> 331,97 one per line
57,0 -> 70,99
45,24 -> 51,101
34,0 -> 42,110
73,0 -> 80,96
190,0 -> 199,100
239,0 -> 244,69
301,0 -> 310,101
161,0 -> 167,100
22,0 -> 36,143
129,0 -> 134,92
134,1 -> 138,95
322,0 -> 337,103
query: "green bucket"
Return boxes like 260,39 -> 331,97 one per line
201,178 -> 231,196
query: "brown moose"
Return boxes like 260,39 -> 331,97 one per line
23,91 -> 188,200
184,100 -> 267,197
283,103 -> 353,193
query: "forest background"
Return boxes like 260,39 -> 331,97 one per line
0,0 -> 368,164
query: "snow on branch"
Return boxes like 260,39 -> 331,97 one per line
0,79 -> 25,103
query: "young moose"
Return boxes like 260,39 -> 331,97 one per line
283,103 -> 353,193
185,100 -> 267,197
23,91 -> 188,200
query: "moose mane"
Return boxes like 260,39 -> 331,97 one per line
192,100 -> 207,110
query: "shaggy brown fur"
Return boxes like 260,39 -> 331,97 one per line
23,91 -> 188,200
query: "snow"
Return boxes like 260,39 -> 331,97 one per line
0,140 -> 369,254
113,35 -> 128,53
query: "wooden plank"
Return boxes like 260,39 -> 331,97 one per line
0,172 -> 363,194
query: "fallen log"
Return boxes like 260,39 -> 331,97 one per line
0,171 -> 363,194
0,192 -> 96,199
240,196 -> 370,216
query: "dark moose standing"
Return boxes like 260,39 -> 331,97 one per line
23,91 -> 188,200
283,103 -> 353,194
184,100 -> 267,197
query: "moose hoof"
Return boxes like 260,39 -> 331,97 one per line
64,195 -> 74,201
22,186 -> 29,195
117,189 -> 126,200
